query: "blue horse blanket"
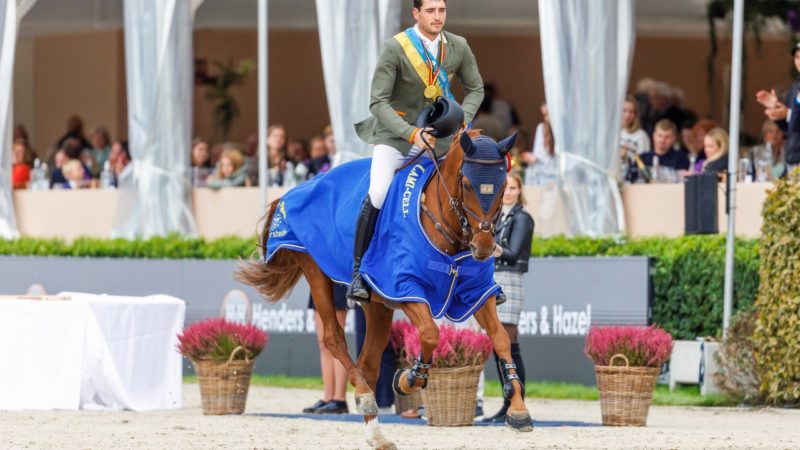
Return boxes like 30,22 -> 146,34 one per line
265,158 -> 499,322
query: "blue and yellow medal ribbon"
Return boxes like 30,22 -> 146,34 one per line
394,28 -> 454,100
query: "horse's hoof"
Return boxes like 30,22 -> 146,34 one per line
506,410 -> 534,432
375,443 -> 397,450
355,393 -> 379,416
392,369 -> 409,397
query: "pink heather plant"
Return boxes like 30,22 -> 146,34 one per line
584,325 -> 673,368
390,320 -> 418,360
394,320 -> 493,368
178,318 -> 268,363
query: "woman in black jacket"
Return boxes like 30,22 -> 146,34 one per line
484,172 -> 535,423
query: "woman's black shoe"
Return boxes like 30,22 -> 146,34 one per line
302,399 -> 327,414
482,403 -> 509,423
316,399 -> 349,414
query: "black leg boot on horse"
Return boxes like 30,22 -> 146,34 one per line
392,354 -> 431,396
347,195 -> 381,303
484,343 -> 527,423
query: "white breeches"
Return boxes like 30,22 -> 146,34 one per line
368,144 -> 431,209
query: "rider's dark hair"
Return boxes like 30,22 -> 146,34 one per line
414,0 -> 446,10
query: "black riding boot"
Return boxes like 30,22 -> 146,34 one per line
346,195 -> 380,303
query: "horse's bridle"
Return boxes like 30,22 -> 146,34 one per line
415,134 -> 506,252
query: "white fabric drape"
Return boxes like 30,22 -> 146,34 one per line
0,0 -> 35,239
538,0 -> 634,236
115,0 -> 203,238
316,0 -> 401,165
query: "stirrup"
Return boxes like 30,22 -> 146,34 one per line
346,273 -> 371,304
499,359 -> 523,400
407,355 -> 432,390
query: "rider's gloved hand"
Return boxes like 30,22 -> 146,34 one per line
413,127 -> 437,150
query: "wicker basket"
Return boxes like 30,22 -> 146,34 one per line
394,359 -> 423,415
595,354 -> 660,426
193,346 -> 255,415
420,364 -> 483,426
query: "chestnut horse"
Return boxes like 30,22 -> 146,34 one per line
236,130 -> 533,449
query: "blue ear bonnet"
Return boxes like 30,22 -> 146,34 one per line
462,136 -> 508,213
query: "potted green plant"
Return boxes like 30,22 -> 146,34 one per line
584,325 -> 673,426
178,318 -> 267,415
202,59 -> 254,141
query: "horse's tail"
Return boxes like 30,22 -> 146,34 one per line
235,198 -> 303,303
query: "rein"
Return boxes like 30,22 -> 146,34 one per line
397,134 -> 505,253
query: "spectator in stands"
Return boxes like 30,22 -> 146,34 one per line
12,139 -> 33,189
482,81 -> 521,134
637,120 -> 689,182
61,159 -> 87,189
190,137 -> 213,187
649,82 -> 688,136
55,115 -> 91,152
620,95 -> 651,157
472,108 -> 506,141
701,128 -> 729,175
323,125 -> 336,158
756,44 -> 800,174
621,96 -> 652,183
307,136 -> 331,178
60,138 -> 93,186
266,124 -> 287,186
287,138 -> 311,182
745,120 -> 785,181
50,149 -> 68,187
87,126 -> 112,178
522,102 -> 551,169
109,140 -> 132,188
525,121 -> 557,185
244,133 -> 259,186
207,148 -> 248,189
685,119 -> 717,173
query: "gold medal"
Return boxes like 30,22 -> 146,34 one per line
424,84 -> 438,99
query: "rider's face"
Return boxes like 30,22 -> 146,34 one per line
413,0 -> 446,39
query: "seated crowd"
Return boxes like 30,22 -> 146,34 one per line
189,123 -> 338,189
12,78 -> 790,193
12,116 -> 131,191
428,79 -> 789,187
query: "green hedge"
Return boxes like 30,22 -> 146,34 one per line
532,235 -> 760,340
0,234 -> 759,339
0,235 -> 257,259
754,176 -> 800,405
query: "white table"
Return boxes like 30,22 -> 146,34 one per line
0,293 -> 185,411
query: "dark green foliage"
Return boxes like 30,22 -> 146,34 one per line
533,235 -> 760,340
0,234 -> 760,339
754,175 -> 800,405
0,234 -> 257,260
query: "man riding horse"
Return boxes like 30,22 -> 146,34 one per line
237,1 -> 534,447
349,0 -> 485,303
